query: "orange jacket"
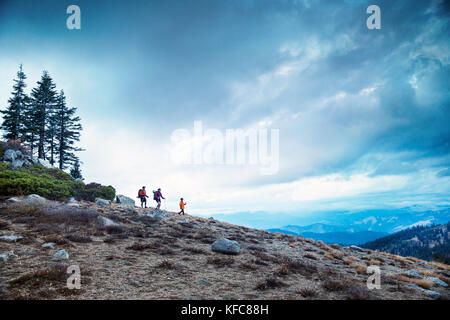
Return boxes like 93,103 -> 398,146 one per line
179,201 -> 186,209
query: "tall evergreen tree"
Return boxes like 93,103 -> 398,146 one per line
70,158 -> 83,180
1,64 -> 29,141
53,90 -> 83,170
30,71 -> 57,159
22,98 -> 39,156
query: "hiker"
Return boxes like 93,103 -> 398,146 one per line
178,198 -> 186,215
138,186 -> 148,208
153,188 -> 165,211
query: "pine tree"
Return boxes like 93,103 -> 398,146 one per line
53,90 -> 83,170
30,71 -> 57,159
1,64 -> 29,141
70,158 -> 83,180
22,99 -> 39,156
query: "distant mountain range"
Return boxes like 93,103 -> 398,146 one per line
267,226 -> 387,245
262,208 -> 449,246
362,223 -> 450,263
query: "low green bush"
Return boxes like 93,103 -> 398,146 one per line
0,164 -> 115,202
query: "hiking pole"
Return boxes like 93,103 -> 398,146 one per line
164,199 -> 167,211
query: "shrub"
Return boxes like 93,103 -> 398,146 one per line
206,256 -> 235,267
298,287 -> 318,298
255,276 -> 286,290
0,164 -> 115,202
65,234 -> 92,243
157,260 -> 177,270
81,183 -> 115,201
105,225 -> 126,234
322,279 -> 348,292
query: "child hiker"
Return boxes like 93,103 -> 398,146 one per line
178,198 -> 186,215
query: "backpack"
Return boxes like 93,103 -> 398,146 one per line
153,190 -> 158,201
138,189 -> 144,197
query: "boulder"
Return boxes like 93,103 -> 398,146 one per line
0,254 -> 8,263
0,235 -> 23,242
14,150 -> 23,159
42,242 -> 56,249
11,159 -> 24,169
115,195 -> 136,208
53,249 -> 69,261
3,149 -> 16,161
37,158 -> 53,168
427,277 -> 448,287
95,198 -> 111,207
349,245 -> 366,252
407,284 -> 442,299
97,216 -> 120,227
6,197 -> 21,203
211,238 -> 240,255
404,269 -> 420,277
147,210 -> 169,221
66,197 -> 80,207
23,194 -> 47,205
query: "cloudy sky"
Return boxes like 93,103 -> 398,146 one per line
0,0 -> 449,226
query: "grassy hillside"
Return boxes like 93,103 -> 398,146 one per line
0,199 -> 449,300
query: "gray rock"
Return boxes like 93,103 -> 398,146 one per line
0,254 -> 8,262
211,238 -> 240,255
407,284 -> 442,299
66,197 -> 80,207
178,221 -> 194,228
23,159 -> 33,168
7,251 -> 18,259
37,158 -> 53,168
97,215 -> 120,227
115,195 -> 136,208
349,245 -> 366,252
14,150 -> 23,159
95,198 -> 111,207
23,194 -> 47,205
42,242 -> 56,249
3,149 -> 16,161
147,210 -> 169,221
404,269 -> 420,277
427,277 -> 448,287
0,235 -> 23,242
6,197 -> 21,203
420,289 -> 441,299
11,159 -> 24,168
53,249 -> 69,261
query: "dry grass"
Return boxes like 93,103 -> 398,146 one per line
297,287 -> 318,298
303,238 -> 315,244
304,253 -> 318,260
324,253 -> 334,260
255,276 -> 286,290
343,256 -> 357,265
206,256 -> 235,268
387,273 -> 434,289
428,261 -> 450,271
157,260 -> 177,270
240,262 -> 258,271
322,279 -> 348,292
368,259 -> 381,266
352,264 -> 367,274
65,234 -> 92,243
